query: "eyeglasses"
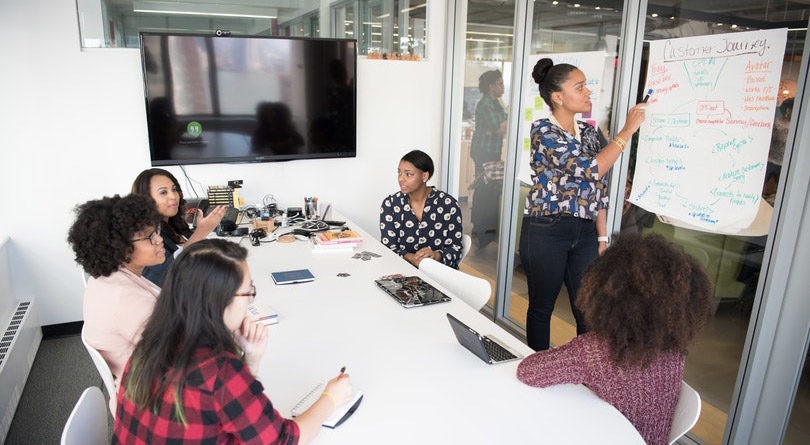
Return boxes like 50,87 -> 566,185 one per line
133,227 -> 161,245
235,283 -> 257,303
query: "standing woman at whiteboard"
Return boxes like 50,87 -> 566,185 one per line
522,58 -> 646,351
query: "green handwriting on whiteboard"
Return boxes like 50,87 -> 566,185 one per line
650,113 -> 691,127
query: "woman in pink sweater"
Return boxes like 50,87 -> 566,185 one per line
516,233 -> 713,445
68,194 -> 165,394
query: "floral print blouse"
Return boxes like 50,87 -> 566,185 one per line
380,188 -> 464,269
524,119 -> 609,220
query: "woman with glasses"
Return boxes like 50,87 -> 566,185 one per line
68,194 -> 165,408
115,239 -> 353,444
132,168 -> 227,286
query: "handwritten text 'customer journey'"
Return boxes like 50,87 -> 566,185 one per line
629,28 -> 787,232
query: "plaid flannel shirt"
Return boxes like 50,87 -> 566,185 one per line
113,348 -> 299,445
470,95 -> 507,165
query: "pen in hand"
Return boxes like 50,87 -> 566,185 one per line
339,366 -> 346,378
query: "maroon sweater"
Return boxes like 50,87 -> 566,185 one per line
516,332 -> 683,445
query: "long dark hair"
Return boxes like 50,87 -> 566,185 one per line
531,58 -> 578,111
132,168 -> 192,244
123,239 -> 248,423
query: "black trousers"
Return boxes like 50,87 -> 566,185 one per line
519,214 -> 597,351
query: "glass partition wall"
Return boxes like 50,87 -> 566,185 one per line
445,1 -> 810,444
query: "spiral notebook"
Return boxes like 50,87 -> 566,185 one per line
291,383 -> 364,428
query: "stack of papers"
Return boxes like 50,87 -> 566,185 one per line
311,230 -> 362,252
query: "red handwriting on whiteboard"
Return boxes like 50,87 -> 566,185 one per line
696,100 -> 725,116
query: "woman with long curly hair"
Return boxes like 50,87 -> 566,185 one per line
67,194 -> 164,407
516,233 -> 713,445
131,168 -> 226,285
115,239 -> 352,444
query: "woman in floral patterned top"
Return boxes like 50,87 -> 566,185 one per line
380,150 -> 464,269
521,58 -> 646,351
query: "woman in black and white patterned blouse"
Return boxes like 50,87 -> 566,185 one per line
380,150 -> 464,269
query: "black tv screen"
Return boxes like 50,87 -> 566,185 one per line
140,33 -> 356,165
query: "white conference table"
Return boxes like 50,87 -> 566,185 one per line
241,216 -> 644,444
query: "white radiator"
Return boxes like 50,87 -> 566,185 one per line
0,300 -> 41,442
0,235 -> 42,442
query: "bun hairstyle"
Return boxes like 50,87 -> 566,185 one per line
532,58 -> 578,111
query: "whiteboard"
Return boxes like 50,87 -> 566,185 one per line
629,29 -> 787,233
519,51 -> 608,185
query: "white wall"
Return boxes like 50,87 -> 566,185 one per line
0,0 -> 448,326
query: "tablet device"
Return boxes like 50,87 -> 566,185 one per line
271,269 -> 315,285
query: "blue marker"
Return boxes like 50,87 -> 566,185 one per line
642,88 -> 653,103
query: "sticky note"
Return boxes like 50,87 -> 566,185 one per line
534,96 -> 544,109
523,137 -> 531,151
525,108 -> 533,121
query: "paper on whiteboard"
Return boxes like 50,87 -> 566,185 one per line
519,51 -> 608,185
629,29 -> 787,232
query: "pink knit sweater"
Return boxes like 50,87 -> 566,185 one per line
516,332 -> 684,445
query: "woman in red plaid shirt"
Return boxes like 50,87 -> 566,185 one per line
113,239 -> 352,444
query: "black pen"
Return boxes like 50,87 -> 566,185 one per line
642,88 -> 653,103
339,366 -> 346,378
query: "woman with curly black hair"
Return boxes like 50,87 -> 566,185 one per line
132,168 -> 226,285
68,194 -> 165,406
516,233 -> 714,445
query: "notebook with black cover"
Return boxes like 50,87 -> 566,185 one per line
374,276 -> 451,308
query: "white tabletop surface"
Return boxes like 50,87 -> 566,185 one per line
240,215 -> 644,445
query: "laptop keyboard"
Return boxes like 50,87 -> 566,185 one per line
483,337 -> 517,362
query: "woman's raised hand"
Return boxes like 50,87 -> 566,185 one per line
234,318 -> 268,375
622,103 -> 647,135
196,205 -> 227,235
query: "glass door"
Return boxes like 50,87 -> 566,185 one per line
450,0 -> 516,308
616,2 -> 809,443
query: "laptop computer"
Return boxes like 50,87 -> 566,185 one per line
374,276 -> 451,308
446,313 -> 523,364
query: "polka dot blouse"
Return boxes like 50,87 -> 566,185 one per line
379,188 -> 464,269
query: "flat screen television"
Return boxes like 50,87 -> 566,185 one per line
140,33 -> 356,165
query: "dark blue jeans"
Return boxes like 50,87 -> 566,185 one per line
519,214 -> 598,351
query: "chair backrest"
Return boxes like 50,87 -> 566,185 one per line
61,386 -> 108,445
419,258 -> 490,311
80,328 -> 117,404
460,234 -> 472,263
79,266 -> 90,289
669,381 -> 702,444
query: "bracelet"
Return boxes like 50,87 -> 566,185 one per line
322,391 -> 337,409
612,136 -> 627,151
597,236 -> 610,244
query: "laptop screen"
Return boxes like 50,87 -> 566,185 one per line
446,313 -> 492,363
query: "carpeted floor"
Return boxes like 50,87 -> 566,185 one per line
5,334 -> 112,444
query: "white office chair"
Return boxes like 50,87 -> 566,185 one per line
81,328 -> 117,414
419,258 -> 490,311
668,381 -> 702,444
460,234 -> 472,263
79,266 -> 90,289
61,386 -> 108,445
